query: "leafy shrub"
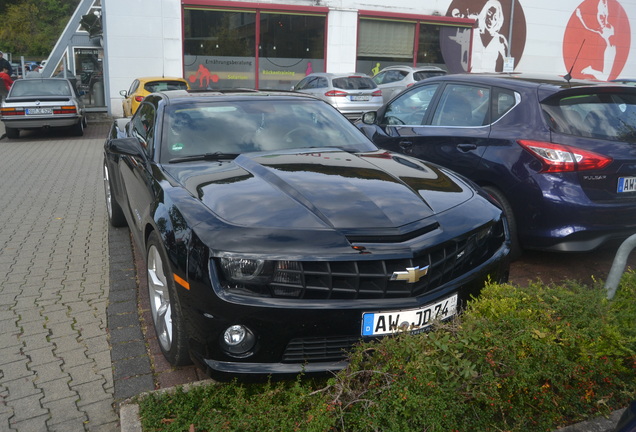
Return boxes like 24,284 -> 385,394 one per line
137,274 -> 636,432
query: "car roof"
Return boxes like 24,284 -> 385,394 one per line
305,72 -> 373,79
155,89 -> 323,104
15,77 -> 73,83
416,72 -> 619,91
137,76 -> 188,83
381,65 -> 445,72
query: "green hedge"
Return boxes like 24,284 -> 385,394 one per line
137,273 -> 636,432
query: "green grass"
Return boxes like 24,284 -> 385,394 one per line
136,272 -> 636,432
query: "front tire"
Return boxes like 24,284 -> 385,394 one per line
483,185 -> 522,260
103,161 -> 127,227
146,231 -> 191,366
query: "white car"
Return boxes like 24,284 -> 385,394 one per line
372,65 -> 446,103
0,78 -> 87,138
292,72 -> 383,121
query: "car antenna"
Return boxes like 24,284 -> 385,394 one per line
564,39 -> 585,84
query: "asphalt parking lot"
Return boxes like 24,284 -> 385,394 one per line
0,118 -> 632,431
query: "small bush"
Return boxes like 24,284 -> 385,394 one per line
137,273 -> 636,432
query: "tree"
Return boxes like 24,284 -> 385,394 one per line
0,0 -> 80,57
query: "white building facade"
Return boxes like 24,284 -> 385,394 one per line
101,0 -> 635,117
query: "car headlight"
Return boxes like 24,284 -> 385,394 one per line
217,257 -> 303,298
219,257 -> 273,284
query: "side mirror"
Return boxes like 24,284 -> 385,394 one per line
107,137 -> 146,160
361,111 -> 377,125
119,90 -> 127,97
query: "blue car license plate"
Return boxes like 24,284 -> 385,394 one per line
361,294 -> 458,336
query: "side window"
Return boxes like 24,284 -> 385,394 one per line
387,70 -> 407,83
294,77 -> 310,90
131,102 -> 156,155
372,71 -> 387,85
492,87 -> 519,122
379,83 -> 440,125
128,80 -> 139,95
431,84 -> 491,126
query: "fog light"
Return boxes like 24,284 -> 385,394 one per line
221,325 -> 256,357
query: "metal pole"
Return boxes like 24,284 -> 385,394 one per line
508,0 -> 515,57
604,233 -> 636,299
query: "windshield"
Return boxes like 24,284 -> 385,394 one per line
542,91 -> 636,142
161,98 -> 377,163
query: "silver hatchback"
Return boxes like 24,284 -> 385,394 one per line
372,65 -> 447,103
292,72 -> 383,121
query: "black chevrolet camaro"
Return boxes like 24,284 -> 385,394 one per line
103,89 -> 510,379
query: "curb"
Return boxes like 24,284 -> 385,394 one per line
120,380 -> 216,432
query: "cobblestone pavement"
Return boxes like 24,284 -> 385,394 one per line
0,122 -> 119,431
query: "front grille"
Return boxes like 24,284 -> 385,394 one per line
282,336 -> 361,363
269,219 -> 505,300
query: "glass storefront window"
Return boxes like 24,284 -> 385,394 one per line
417,23 -> 445,67
183,8 -> 325,90
258,13 -> 325,90
357,17 -> 468,76
184,9 -> 257,89
74,48 -> 104,107
357,19 -> 415,76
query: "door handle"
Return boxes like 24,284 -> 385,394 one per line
399,140 -> 414,154
457,143 -> 477,152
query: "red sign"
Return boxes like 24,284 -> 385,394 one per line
563,0 -> 631,81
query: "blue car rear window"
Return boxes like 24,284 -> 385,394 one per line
543,92 -> 636,142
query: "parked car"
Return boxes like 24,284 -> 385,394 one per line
613,400 -> 636,432
372,65 -> 447,103
103,89 -> 510,379
357,73 -> 636,258
0,77 -> 87,138
611,79 -> 636,86
292,72 -> 383,120
9,62 -> 20,80
119,76 -> 189,117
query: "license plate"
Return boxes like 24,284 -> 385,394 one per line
362,294 -> 458,336
618,177 -> 636,193
26,108 -> 53,115
351,95 -> 370,101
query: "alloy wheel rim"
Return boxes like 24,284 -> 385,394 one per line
147,245 -> 173,351
103,164 -> 113,218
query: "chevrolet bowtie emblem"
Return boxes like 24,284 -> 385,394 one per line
390,266 -> 429,283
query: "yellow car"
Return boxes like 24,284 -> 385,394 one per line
120,77 -> 189,117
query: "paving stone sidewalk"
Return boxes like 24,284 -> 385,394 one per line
0,123 -> 119,431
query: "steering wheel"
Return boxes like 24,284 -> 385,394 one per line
283,127 -> 308,144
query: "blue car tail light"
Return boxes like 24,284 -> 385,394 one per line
518,140 -> 612,173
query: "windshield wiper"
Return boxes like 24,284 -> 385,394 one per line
169,152 -> 239,163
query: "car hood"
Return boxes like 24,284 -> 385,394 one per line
162,149 -> 474,233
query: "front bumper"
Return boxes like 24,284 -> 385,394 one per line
183,244 -> 509,379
